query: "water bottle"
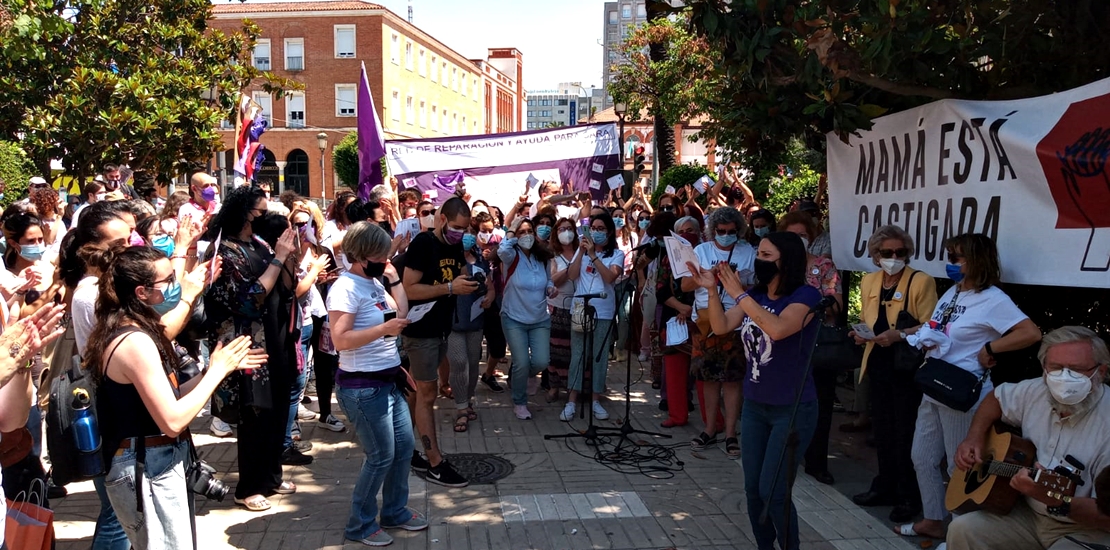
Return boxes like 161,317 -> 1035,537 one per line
71,388 -> 105,477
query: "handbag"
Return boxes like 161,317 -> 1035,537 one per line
811,323 -> 862,371
5,479 -> 54,550
913,290 -> 985,412
889,271 -> 926,372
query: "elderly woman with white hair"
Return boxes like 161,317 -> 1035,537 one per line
848,224 -> 938,522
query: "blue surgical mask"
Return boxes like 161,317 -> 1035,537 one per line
536,225 -> 552,240
151,281 -> 182,315
638,219 -> 650,230
613,217 -> 625,229
151,235 -> 175,258
18,244 -> 45,262
753,227 -> 770,238
715,234 -> 738,248
590,230 -> 607,245
462,233 -> 477,250
946,263 -> 965,283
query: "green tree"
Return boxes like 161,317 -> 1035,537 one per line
333,132 -> 359,189
0,0 -> 299,187
0,140 -> 33,209
652,163 -> 714,209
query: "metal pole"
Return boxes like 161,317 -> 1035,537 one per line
618,116 -> 626,167
320,153 -> 326,203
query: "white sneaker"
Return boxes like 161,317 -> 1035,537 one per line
637,352 -> 650,362
559,402 -> 576,422
291,422 -> 302,441
514,404 -> 532,420
318,414 -> 345,432
210,418 -> 233,438
591,401 -> 609,420
297,405 -> 316,421
526,376 -> 539,396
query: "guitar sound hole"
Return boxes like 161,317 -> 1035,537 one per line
962,454 -> 993,492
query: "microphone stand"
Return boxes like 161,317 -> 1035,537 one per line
545,297 -> 603,445
758,303 -> 827,550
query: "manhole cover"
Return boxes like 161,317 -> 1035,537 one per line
439,453 -> 514,484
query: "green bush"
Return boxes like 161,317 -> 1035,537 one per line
762,163 -> 821,216
0,141 -> 33,210
652,163 -> 715,209
333,132 -> 359,189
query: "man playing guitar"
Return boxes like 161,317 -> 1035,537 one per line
950,326 -> 1110,549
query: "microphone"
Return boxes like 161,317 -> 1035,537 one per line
574,292 -> 608,300
808,295 -> 837,313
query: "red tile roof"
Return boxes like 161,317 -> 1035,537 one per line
212,1 -> 384,15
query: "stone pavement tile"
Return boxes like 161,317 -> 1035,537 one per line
579,517 -> 616,549
506,521 -> 531,549
598,517 -> 639,548
524,520 -> 554,549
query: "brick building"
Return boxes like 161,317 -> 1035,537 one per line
209,0 -> 523,200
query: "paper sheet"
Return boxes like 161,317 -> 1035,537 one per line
665,185 -> 676,194
405,302 -> 436,323
692,175 -> 710,195
471,300 -> 485,321
592,162 -> 604,173
663,231 -> 699,279
665,317 -> 689,346
606,174 -> 624,190
851,323 -> 876,340
589,179 -> 602,190
395,218 -> 421,241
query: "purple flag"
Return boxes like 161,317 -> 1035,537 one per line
357,61 -> 386,201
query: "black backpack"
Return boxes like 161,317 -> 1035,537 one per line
45,347 -> 106,486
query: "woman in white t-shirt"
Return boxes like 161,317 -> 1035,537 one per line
327,222 -> 428,545
898,233 -> 1041,540
546,217 -> 579,403
563,212 -> 625,422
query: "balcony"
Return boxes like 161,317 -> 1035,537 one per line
286,57 -> 304,71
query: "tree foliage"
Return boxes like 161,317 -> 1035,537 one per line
0,0 -> 299,186
652,163 -> 714,208
333,132 -> 359,189
0,140 -> 33,209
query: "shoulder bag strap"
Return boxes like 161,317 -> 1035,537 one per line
901,270 -> 920,313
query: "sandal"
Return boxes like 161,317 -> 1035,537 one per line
272,481 -> 296,495
465,408 -> 477,421
690,431 -> 719,451
725,437 -> 740,460
439,385 -> 454,399
234,495 -> 272,512
453,412 -> 469,433
894,523 -> 943,539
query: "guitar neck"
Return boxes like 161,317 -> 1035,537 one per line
983,460 -> 1033,479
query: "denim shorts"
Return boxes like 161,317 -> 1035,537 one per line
103,439 -> 194,550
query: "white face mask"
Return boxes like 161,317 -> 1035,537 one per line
1044,368 -> 1095,405
517,234 -> 535,250
558,230 -> 575,245
419,215 -> 435,229
799,236 -> 810,250
477,231 -> 493,244
880,258 -> 906,276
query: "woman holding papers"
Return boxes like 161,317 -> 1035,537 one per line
687,231 -> 822,550
657,216 -> 700,427
680,207 -> 755,458
328,221 -> 428,546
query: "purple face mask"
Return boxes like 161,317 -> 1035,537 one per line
443,227 -> 465,245
201,186 -> 217,202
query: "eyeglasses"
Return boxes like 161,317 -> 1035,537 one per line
1044,363 -> 1101,376
660,206 -> 674,212
149,272 -> 177,288
590,226 -> 607,232
878,248 -> 909,259
419,209 -> 435,217
637,216 -> 650,222
715,229 -> 738,236
947,252 -> 965,263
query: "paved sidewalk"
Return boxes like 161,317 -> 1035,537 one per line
50,358 -> 916,550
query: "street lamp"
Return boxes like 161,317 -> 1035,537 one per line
316,132 -> 328,202
614,102 -> 628,166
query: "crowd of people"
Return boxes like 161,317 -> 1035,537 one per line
0,163 -> 1106,550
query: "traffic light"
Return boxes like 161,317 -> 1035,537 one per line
633,145 -> 646,178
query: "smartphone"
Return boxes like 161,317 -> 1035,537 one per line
383,309 -> 397,322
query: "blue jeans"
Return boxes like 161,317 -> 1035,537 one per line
569,319 -> 613,394
501,315 -> 551,406
741,400 -> 818,550
285,323 -> 314,449
92,476 -> 130,550
336,384 -> 415,540
103,439 -> 193,550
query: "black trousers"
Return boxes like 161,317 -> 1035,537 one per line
868,364 -> 922,503
804,368 -> 839,474
311,316 -> 337,419
235,358 -> 293,499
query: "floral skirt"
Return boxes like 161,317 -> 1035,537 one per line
690,330 -> 746,383
547,307 -> 572,390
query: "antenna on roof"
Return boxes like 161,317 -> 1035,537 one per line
408,0 -> 413,23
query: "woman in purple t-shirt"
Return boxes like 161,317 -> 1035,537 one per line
687,231 -> 821,550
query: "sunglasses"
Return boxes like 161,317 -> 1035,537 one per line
419,209 -> 435,216
878,248 -> 909,259
660,206 -> 674,212
294,221 -> 309,228
637,216 -> 650,222
715,229 -> 738,236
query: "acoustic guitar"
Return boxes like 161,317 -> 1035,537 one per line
945,423 -> 1076,514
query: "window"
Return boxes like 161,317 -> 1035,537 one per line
442,62 -> 448,87
404,42 -> 413,70
527,99 -> 535,106
637,4 -> 646,18
430,55 -> 438,82
608,30 -> 617,43
542,99 -> 551,106
608,10 -> 618,24
451,67 -> 458,91
452,113 -> 458,135
557,110 -> 565,114
252,39 -> 271,70
557,99 -> 568,106
334,25 -> 355,58
461,115 -> 466,133
621,4 -> 632,18
442,109 -> 449,133
390,33 -> 399,64
461,76 -> 467,97
527,111 -> 533,116
431,105 -> 438,131
405,95 -> 414,124
418,49 -> 426,76
252,91 -> 273,125
335,84 -> 356,116
390,90 -> 400,121
285,92 -> 305,128
284,38 -> 304,71
419,100 -> 427,127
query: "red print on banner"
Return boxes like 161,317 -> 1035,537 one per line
1037,92 -> 1110,271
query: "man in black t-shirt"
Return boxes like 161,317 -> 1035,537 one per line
401,196 -> 478,487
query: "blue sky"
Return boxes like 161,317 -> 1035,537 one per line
218,0 -> 606,92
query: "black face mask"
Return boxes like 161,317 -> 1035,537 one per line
378,220 -> 393,235
753,259 -> 779,286
365,261 -> 387,278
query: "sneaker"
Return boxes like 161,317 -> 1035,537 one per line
210,418 -> 233,438
481,373 -> 504,393
318,414 -> 345,432
297,405 -> 316,421
349,529 -> 393,547
591,401 -> 610,421
292,440 -> 313,453
382,509 -> 429,531
305,379 -> 317,397
425,459 -> 469,488
411,451 -> 430,473
281,446 -> 313,466
514,404 -> 532,420
559,402 -> 576,422
637,352 -> 650,362
526,376 -> 539,396
291,422 -> 301,441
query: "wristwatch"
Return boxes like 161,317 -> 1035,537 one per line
899,331 -> 908,340
269,257 -> 283,267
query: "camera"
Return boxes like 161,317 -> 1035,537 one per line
186,460 -> 229,501
173,343 -> 202,386
469,271 -> 487,297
